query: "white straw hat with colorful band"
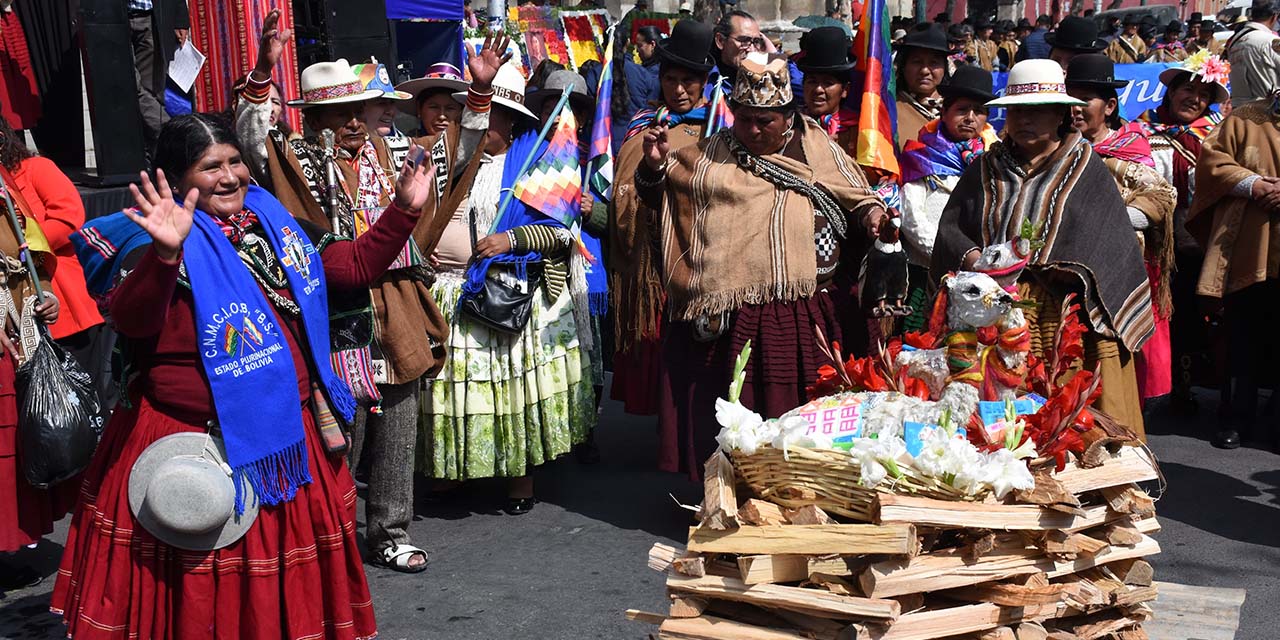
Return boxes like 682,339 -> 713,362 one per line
395,62 -> 471,114
451,62 -> 535,120
287,59 -> 385,108
985,59 -> 1086,107
353,58 -> 413,101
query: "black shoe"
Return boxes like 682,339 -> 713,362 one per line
1212,429 -> 1241,449
503,497 -> 537,515
0,564 -> 42,591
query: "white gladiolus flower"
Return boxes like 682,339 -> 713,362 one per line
714,398 -> 765,454
849,436 -> 910,488
984,448 -> 1036,499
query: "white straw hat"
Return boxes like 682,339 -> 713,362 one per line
288,59 -> 385,108
451,62 -> 536,120
986,59 -> 1086,107
128,432 -> 259,551
395,62 -> 472,114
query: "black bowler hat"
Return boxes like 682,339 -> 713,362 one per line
975,16 -> 994,30
938,64 -> 996,102
1122,13 -> 1143,25
947,23 -> 972,43
1017,18 -> 1033,29
654,20 -> 715,73
1190,12 -> 1203,22
1200,18 -> 1216,30
1165,19 -> 1182,33
796,26 -> 856,74
1064,53 -> 1130,90
1045,16 -> 1106,51
897,23 -> 951,54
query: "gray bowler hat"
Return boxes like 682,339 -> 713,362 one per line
129,432 -> 259,551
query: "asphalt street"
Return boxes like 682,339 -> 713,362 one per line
1,381 -> 1276,640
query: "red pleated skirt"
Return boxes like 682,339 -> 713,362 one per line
658,290 -> 844,481
0,352 -> 78,552
611,333 -> 663,416
50,396 -> 377,640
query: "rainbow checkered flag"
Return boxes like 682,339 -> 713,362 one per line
852,0 -> 900,179
588,31 -> 615,202
513,105 -> 586,241
705,78 -> 734,138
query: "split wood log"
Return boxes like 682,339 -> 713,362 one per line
650,543 -> 681,573
1099,485 -> 1156,517
1109,559 -> 1153,587
687,524 -> 916,556
666,574 -> 902,621
736,554 -> 864,585
875,495 -> 1116,531
859,534 -> 1160,597
740,499 -> 789,526
673,556 -> 707,578
1114,626 -> 1148,640
1101,521 -> 1143,546
700,452 -> 739,530
1013,621 -> 1050,640
1052,447 -> 1157,495
1040,531 -> 1110,558
656,614 -> 814,640
802,572 -> 860,596
786,505 -> 836,525
1078,428 -> 1126,469
945,582 -> 1073,607
669,596 -> 708,618
894,592 -> 925,613
856,601 -> 1070,640
1015,468 -> 1084,514
1057,609 -> 1141,639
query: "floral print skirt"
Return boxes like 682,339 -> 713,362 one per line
417,271 -> 596,479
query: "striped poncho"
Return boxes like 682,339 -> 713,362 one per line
930,132 -> 1154,352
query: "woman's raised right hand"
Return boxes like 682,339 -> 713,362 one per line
642,124 -> 670,172
125,170 -> 196,264
253,9 -> 292,79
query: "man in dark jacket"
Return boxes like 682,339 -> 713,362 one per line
127,0 -> 190,154
1016,14 -> 1053,60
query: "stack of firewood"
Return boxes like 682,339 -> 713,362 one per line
628,445 -> 1162,640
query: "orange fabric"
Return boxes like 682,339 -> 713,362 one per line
7,157 -> 103,338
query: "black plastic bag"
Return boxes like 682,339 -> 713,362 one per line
16,329 -> 100,488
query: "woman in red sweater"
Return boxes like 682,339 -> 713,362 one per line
51,113 -> 434,639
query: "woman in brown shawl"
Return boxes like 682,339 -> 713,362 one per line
609,20 -> 715,417
931,60 -> 1153,439
636,53 -> 889,479
1187,91 -> 1280,451
1065,55 -> 1178,405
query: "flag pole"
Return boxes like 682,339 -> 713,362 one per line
705,78 -> 724,139
487,85 -> 574,235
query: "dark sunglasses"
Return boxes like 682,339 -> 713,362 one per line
731,35 -> 766,49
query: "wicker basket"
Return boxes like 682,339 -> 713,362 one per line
730,444 -> 988,522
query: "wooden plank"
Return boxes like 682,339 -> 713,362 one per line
650,543 -> 682,573
673,556 -> 707,578
786,505 -> 836,525
876,494 -> 1116,531
861,535 -> 1160,598
667,574 -> 901,621
737,554 -> 863,585
625,609 -> 668,624
946,582 -> 1073,607
1052,447 -> 1157,495
657,614 -> 814,640
1099,485 -> 1156,517
688,524 -> 916,556
700,452 -> 739,530
1145,582 -> 1246,640
739,499 -> 789,526
669,596 -> 709,618
869,601 -> 1070,639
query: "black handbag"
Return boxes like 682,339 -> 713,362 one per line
458,212 -> 543,334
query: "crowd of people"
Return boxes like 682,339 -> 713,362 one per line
0,1 -> 1278,638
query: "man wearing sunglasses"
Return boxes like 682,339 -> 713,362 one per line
705,9 -> 805,107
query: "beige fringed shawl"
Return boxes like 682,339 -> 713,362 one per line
1188,100 -> 1280,298
658,116 -> 883,321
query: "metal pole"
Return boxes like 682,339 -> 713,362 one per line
487,86 -> 574,235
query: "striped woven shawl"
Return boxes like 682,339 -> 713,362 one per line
933,132 -> 1154,352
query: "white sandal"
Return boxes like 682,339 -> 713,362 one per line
376,542 -> 429,574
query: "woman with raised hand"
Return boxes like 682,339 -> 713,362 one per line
52,113 -> 434,638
